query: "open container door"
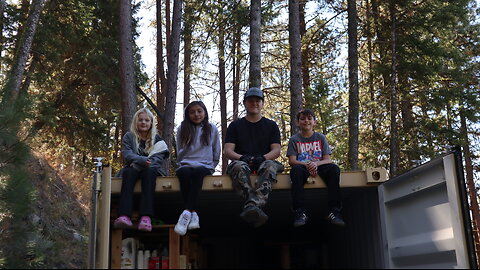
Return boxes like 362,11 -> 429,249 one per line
378,150 -> 478,268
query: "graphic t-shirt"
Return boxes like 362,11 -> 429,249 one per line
286,132 -> 331,162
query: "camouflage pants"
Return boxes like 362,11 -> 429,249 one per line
227,160 -> 284,208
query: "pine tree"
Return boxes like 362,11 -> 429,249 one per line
0,1 -> 50,268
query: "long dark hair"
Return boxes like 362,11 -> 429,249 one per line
179,101 -> 212,147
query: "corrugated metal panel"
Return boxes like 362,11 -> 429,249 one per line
378,154 -> 474,268
327,188 -> 384,269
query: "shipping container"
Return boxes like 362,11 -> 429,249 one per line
89,150 -> 478,269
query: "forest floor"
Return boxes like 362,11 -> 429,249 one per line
25,152 -> 90,268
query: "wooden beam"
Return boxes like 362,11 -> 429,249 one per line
169,227 -> 180,269
110,229 -> 123,269
96,166 -> 112,269
110,168 -> 388,194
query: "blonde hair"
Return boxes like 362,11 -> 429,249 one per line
130,108 -> 158,154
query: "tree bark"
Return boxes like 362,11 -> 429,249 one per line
183,1 -> 193,107
166,0 -> 171,58
119,0 -> 138,135
233,24 -> 241,121
18,52 -> 37,98
299,0 -> 310,92
249,0 -> 261,88
400,74 -> 420,165
162,0 -> 183,173
113,117 -> 121,163
0,0 -> 6,68
460,110 -> 480,263
156,0 -> 167,135
389,0 -> 399,176
1,0 -> 45,104
219,27 -> 228,174
366,0 -> 377,134
347,0 -> 359,170
289,0 -> 303,136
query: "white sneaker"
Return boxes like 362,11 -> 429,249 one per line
174,210 -> 191,236
188,212 -> 200,230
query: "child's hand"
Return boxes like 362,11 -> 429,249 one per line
145,159 -> 152,167
306,161 -> 317,176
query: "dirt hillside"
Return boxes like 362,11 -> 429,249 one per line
26,153 -> 90,268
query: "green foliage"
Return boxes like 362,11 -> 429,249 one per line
355,0 -> 480,173
304,79 -> 349,168
22,0 -> 147,171
0,99 -> 52,268
0,0 -> 146,267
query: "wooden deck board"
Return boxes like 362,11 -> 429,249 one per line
110,168 -> 387,194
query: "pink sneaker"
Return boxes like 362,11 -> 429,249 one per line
114,215 -> 132,228
138,216 -> 152,232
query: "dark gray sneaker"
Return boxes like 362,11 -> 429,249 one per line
326,208 -> 345,227
293,209 -> 308,227
240,204 -> 268,227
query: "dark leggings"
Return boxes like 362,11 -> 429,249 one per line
118,166 -> 158,217
176,166 -> 212,210
290,163 -> 342,210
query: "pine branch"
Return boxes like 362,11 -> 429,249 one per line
135,86 -> 164,121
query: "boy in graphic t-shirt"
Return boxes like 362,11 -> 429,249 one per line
287,109 -> 345,227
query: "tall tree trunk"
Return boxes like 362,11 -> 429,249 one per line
162,0 -> 183,173
219,27 -> 228,174
12,0 -> 30,52
249,0 -> 261,88
347,0 -> 359,170
0,0 -> 6,69
1,0 -> 45,104
299,0 -> 310,92
400,75 -> 420,165
0,2 -> 45,267
460,110 -> 480,262
289,0 -> 303,136
183,1 -> 193,107
372,0 -> 387,135
18,52 -> 37,98
389,0 -> 399,176
366,0 -> 377,134
156,0 -> 167,135
233,24 -> 241,120
113,117 -> 121,163
166,0 -> 171,58
119,0 -> 137,135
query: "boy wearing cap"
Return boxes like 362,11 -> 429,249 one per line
287,109 -> 345,227
224,87 -> 284,227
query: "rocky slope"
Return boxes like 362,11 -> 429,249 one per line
26,154 -> 90,268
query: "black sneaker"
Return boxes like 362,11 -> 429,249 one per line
326,208 -> 345,227
240,204 -> 268,227
293,209 -> 308,227
253,207 -> 268,228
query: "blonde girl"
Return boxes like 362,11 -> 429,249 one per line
114,108 -> 169,231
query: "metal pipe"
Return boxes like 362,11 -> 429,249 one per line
88,157 -> 104,269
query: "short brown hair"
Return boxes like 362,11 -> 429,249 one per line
296,109 -> 316,121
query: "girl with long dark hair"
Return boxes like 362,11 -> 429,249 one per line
174,101 -> 221,236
